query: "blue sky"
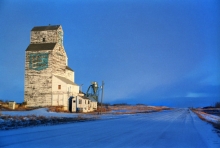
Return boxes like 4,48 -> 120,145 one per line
0,0 -> 219,107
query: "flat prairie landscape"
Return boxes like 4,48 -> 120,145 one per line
0,108 -> 219,148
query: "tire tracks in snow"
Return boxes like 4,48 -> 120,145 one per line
0,115 -> 146,147
149,108 -> 187,147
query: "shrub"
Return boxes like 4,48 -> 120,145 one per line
113,103 -> 128,106
215,102 -> 220,108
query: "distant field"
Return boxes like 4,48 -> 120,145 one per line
108,105 -> 170,114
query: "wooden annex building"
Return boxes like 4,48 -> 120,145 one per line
24,25 -> 97,112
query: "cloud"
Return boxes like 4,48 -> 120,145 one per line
186,92 -> 209,98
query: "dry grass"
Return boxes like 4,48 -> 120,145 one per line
193,110 -> 207,121
47,106 -> 69,113
0,104 -> 36,111
96,106 -> 111,113
15,105 -> 27,111
82,105 -> 170,115
108,105 -> 170,115
0,106 -> 13,111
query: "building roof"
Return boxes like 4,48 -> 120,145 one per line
26,43 -> 56,51
80,96 -> 90,100
88,96 -> 98,102
54,75 -> 78,86
77,95 -> 98,102
31,25 -> 61,31
66,66 -> 74,72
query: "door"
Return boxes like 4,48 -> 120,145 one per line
72,97 -> 76,112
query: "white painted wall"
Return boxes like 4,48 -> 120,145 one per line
65,69 -> 74,82
68,95 -> 98,113
66,84 -> 79,96
52,75 -> 79,110
52,76 -> 68,108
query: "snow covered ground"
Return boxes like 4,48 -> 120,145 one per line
0,108 -> 100,130
194,110 -> 220,124
1,108 -> 79,117
0,108 -> 219,148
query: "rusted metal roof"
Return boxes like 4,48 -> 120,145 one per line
31,25 -> 60,31
26,43 -> 56,51
66,66 -> 74,72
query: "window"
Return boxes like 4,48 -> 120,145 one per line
58,85 -> 61,90
43,38 -> 46,42
79,99 -> 82,104
88,101 -> 90,104
85,100 -> 86,104
73,100 -> 76,103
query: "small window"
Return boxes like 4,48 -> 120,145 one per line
43,38 -> 45,42
73,100 -> 76,103
88,101 -> 90,104
58,85 -> 61,90
85,100 -> 86,104
79,99 -> 82,104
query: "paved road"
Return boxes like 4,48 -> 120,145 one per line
0,109 -> 219,148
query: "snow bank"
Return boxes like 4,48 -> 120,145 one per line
0,108 -> 102,130
195,111 -> 220,124
1,108 -> 79,117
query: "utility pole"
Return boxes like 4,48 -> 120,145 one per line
100,81 -> 104,115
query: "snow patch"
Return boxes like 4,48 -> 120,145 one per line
195,111 -> 220,124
